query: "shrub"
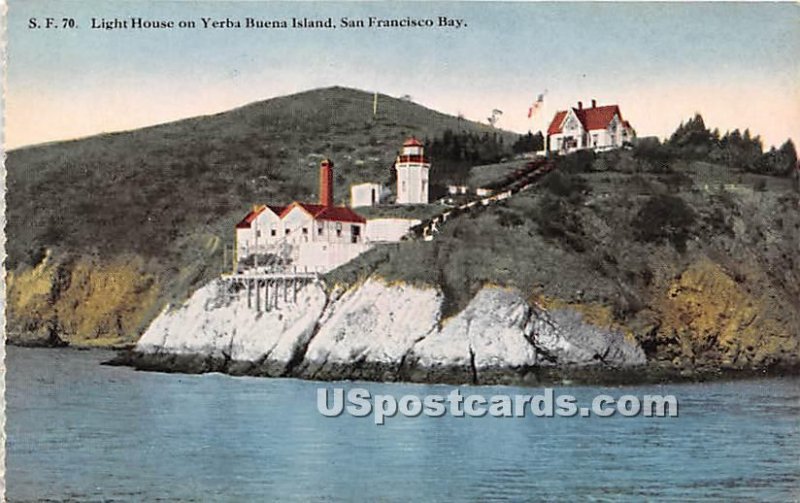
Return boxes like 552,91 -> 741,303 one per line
497,209 -> 524,227
557,149 -> 595,174
632,194 -> 696,252
541,170 -> 588,200
703,207 -> 735,238
534,195 -> 587,252
633,136 -> 672,163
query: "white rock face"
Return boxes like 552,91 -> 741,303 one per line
136,280 -> 327,370
530,308 -> 646,366
303,278 -> 442,367
136,276 -> 645,381
412,287 -> 646,371
412,287 -> 538,370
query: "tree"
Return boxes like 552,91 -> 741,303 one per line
632,194 -> 696,253
758,139 -> 797,177
512,131 -> 545,154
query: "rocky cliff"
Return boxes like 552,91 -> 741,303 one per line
118,277 -> 651,385
6,252 -> 162,348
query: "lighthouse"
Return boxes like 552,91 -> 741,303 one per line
395,137 -> 430,205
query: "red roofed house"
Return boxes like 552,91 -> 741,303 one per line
547,100 -> 635,155
235,158 -> 369,272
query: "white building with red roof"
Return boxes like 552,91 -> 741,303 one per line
395,137 -> 430,204
235,158 -> 368,272
547,100 -> 635,154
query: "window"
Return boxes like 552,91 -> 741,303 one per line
302,227 -> 308,235
285,229 -> 291,235
318,226 -> 323,236
592,134 -> 598,147
351,225 -> 361,244
336,222 -> 342,237
270,225 -> 276,237
256,230 -> 262,238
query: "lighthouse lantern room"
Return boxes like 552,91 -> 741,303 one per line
395,137 -> 430,205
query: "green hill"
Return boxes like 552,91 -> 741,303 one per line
6,86 -> 515,346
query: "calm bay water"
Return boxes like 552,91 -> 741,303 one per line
6,346 -> 799,502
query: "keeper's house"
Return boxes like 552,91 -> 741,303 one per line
235,159 -> 368,272
547,100 -> 635,154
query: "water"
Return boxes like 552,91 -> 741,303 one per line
6,346 -> 799,502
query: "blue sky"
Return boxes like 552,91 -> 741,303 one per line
7,1 -> 799,148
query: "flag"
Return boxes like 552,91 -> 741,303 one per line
527,93 -> 545,118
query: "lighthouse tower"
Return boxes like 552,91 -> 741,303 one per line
395,137 -> 430,205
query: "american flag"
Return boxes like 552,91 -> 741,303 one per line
527,93 -> 545,118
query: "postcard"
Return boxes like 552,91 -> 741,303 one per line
4,1 -> 799,500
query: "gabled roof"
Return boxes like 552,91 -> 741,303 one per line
281,201 -> 366,223
547,104 -> 625,135
547,111 -> 568,135
283,202 -> 327,218
235,205 -> 286,229
576,105 -> 622,131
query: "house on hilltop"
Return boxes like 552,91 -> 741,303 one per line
547,100 -> 635,155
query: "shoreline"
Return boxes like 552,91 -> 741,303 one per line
6,338 -> 136,351
105,348 -> 800,387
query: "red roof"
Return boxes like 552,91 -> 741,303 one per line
235,205 -> 285,229
547,111 -> 568,135
316,206 -> 366,224
283,202 -> 326,218
547,104 -> 625,135
281,201 -> 366,223
403,137 -> 423,147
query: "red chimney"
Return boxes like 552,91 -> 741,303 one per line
592,99 -> 597,108
319,159 -> 334,207
577,101 -> 583,110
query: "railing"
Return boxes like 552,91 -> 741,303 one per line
224,264 -> 326,278
396,155 -> 430,164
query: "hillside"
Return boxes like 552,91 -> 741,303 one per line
328,149 -> 800,372
6,86 -> 515,346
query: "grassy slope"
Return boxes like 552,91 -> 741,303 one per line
6,86 -> 515,345
8,86 -> 513,267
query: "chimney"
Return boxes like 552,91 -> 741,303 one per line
319,159 -> 334,207
577,101 -> 583,110
592,99 -> 597,108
